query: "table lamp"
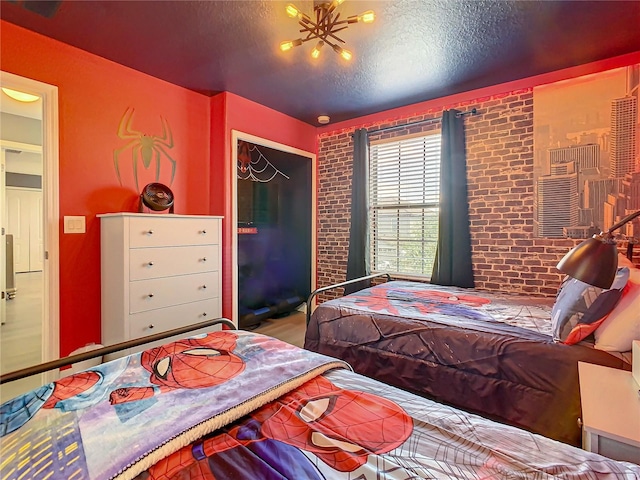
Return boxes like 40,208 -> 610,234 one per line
556,210 -> 640,289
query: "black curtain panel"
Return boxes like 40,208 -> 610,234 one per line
345,128 -> 371,295
431,109 -> 475,288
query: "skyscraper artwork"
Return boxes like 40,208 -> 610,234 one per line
533,65 -> 640,239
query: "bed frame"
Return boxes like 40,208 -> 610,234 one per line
305,272 -> 392,326
0,317 -> 236,384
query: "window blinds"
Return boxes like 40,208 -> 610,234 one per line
369,133 -> 441,276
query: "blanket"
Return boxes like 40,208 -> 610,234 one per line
133,369 -> 640,479
0,330 -> 348,480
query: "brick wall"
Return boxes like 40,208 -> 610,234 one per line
317,88 -> 584,301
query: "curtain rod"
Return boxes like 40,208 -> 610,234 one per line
364,107 -> 477,136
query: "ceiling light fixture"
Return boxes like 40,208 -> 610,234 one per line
280,1 -> 374,61
1,87 -> 40,103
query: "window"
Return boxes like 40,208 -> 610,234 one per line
369,132 -> 441,277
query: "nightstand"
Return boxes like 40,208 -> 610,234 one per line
578,361 -> 640,464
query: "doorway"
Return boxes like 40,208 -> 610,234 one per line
231,131 -> 316,326
0,71 -> 60,401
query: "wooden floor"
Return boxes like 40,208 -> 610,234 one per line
249,310 -> 307,348
0,271 -> 44,403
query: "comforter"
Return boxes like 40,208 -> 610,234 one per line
304,281 -> 631,446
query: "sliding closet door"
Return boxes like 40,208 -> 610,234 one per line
235,136 -> 314,328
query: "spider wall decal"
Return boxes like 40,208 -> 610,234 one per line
237,140 -> 289,182
113,107 -> 177,191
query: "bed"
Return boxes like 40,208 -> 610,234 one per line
304,278 -> 632,447
1,327 -> 639,480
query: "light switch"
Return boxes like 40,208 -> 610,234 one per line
64,215 -> 86,234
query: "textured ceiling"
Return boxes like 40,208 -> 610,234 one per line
2,0 -> 640,126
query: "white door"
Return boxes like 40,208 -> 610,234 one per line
7,188 -> 30,273
6,188 -> 43,273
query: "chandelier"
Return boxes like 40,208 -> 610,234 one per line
280,1 -> 375,61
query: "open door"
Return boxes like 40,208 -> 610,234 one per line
0,72 -> 59,401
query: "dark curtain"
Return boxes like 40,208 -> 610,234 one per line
431,109 -> 475,288
344,128 -> 371,294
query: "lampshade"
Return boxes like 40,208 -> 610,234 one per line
556,210 -> 640,289
556,235 -> 618,289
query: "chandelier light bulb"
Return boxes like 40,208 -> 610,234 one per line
311,41 -> 324,59
280,39 -> 302,52
285,3 -> 300,17
332,45 -> 353,61
359,10 -> 375,23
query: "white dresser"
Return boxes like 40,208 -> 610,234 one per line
99,213 -> 224,353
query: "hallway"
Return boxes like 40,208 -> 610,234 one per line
0,271 -> 43,402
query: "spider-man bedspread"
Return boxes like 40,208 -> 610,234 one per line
304,281 -> 631,447
2,330 -> 639,480
0,331 -> 345,480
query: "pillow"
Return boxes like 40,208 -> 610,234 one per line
551,267 -> 629,345
594,266 -> 640,352
617,252 -> 635,269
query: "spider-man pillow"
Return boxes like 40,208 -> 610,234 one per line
551,267 -> 629,345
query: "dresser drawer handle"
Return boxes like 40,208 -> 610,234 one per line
200,229 -> 207,235
147,230 -> 154,235
148,261 -> 154,267
202,257 -> 207,262
148,293 -> 154,298
148,324 -> 155,329
202,312 -> 207,317
201,285 -> 207,289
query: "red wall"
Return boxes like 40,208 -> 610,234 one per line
1,21 -> 211,356
209,92 -> 317,319
1,21 -> 318,356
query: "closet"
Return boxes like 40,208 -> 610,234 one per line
237,140 -> 312,328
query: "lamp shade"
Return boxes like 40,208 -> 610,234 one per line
556,235 -> 618,289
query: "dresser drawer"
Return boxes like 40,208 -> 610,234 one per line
129,272 -> 219,314
129,245 -> 219,280
129,217 -> 220,248
128,298 -> 222,340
